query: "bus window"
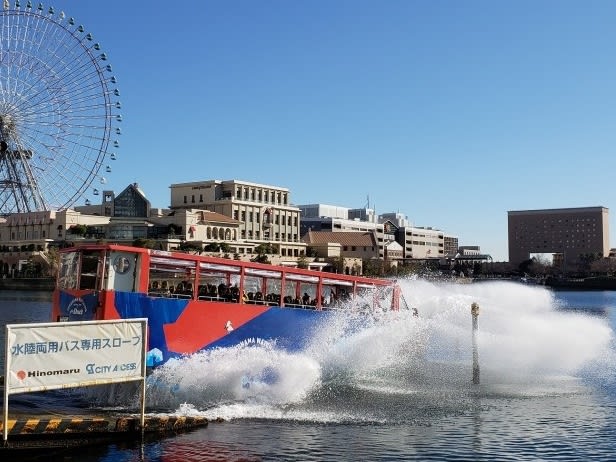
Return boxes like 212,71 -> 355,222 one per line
58,250 -> 80,290
79,251 -> 102,290
149,255 -> 196,298
299,282 -> 317,307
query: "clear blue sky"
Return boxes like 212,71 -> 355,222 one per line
54,1 -> 616,261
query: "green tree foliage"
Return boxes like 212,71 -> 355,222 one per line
297,255 -> 309,269
251,243 -> 274,264
179,241 -> 203,253
133,238 -> 157,249
204,242 -> 231,253
68,224 -> 87,235
324,256 -> 344,273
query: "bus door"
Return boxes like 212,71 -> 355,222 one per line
106,250 -> 139,292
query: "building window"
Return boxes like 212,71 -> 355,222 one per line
183,196 -> 187,204
199,194 -> 203,202
191,195 -> 195,203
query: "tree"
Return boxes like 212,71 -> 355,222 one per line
324,256 -> 344,273
251,243 -> 274,264
519,257 -> 550,277
133,238 -> 157,249
577,252 -> 602,277
68,224 -> 87,236
179,241 -> 203,253
167,223 -> 181,236
204,242 -> 231,253
297,255 -> 309,269
590,258 -> 616,276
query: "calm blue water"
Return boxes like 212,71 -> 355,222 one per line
2,280 -> 616,461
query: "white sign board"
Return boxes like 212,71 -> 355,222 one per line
3,319 -> 148,442
5,319 -> 147,393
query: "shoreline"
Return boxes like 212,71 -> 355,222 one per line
0,277 -> 54,291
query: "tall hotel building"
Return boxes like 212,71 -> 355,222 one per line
508,206 -> 609,267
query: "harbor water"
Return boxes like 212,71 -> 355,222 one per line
2,280 -> 616,461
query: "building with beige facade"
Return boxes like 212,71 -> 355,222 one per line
508,206 -> 609,268
169,179 -> 305,258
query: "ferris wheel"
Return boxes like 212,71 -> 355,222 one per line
0,1 -> 121,214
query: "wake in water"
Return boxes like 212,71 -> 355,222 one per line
83,279 -> 616,423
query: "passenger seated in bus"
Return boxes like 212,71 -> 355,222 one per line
254,292 -> 263,303
302,292 -> 310,305
230,285 -> 240,302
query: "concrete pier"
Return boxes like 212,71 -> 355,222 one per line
0,409 -> 210,453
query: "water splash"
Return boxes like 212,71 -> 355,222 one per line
83,279 -> 616,422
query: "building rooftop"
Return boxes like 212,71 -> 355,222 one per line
302,230 -> 376,247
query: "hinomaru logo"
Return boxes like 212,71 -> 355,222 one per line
14,368 -> 80,380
